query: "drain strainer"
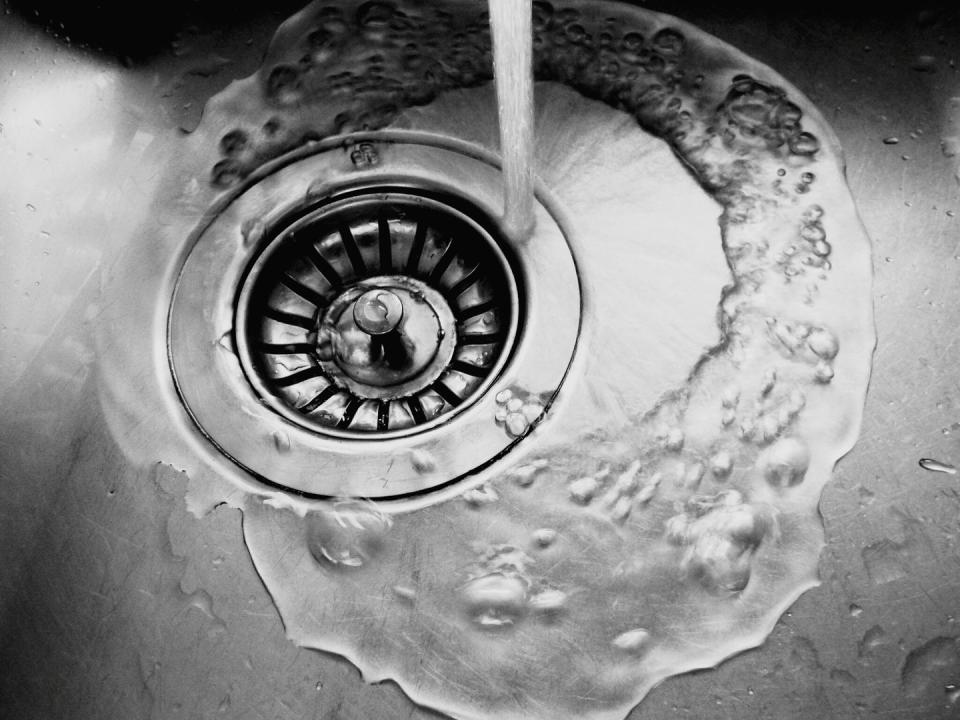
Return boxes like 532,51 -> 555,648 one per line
166,133 -> 579,502
235,189 -> 519,437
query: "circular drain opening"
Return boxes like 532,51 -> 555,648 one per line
235,188 -> 520,438
166,134 -> 580,501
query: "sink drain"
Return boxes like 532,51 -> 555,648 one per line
166,133 -> 579,502
235,188 -> 519,437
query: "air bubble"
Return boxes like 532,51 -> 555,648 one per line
529,588 -> 568,613
306,500 -> 392,568
220,128 -> 249,156
800,223 -> 826,243
265,65 -> 302,105
812,239 -> 832,257
613,628 -> 650,653
272,430 -> 291,452
505,413 -> 528,437
619,31 -> 646,64
240,218 -> 266,248
762,437 -> 810,487
651,28 -> 685,58
564,23 -> 587,44
789,132 -> 820,155
461,574 -> 527,628
508,459 -> 548,487
463,484 -> 500,507
410,448 -> 437,473
665,427 -> 684,451
710,451 -> 733,478
919,458 -> 957,475
531,1 -> 555,32
807,328 -> 839,359
532,528 -> 557,547
815,360 -> 835,383
357,1 -> 395,29
211,159 -> 242,188
392,585 -> 416,602
568,475 -> 600,504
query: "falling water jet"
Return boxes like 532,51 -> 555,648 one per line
489,0 -> 536,241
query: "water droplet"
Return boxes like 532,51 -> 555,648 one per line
508,459 -> 548,486
911,55 -> 937,73
241,218 -> 266,247
568,475 -> 600,504
901,636 -> 959,698
721,385 -> 740,408
216,331 -> 235,353
505,412 -> 528,437
392,584 -> 416,602
613,628 -> 650,653
272,430 -> 291,452
789,132 -> 820,155
801,223 -> 826,243
761,437 -> 810,487
463,484 -> 500,507
461,573 -> 527,628
665,427 -> 684,451
521,401 -> 545,424
760,368 -> 777,395
532,528 -> 557,547
807,328 -> 839,359
710,451 -> 733,478
815,360 -> 835,383
410,448 -> 437,473
306,500 -> 392,568
919,458 -> 957,475
529,588 -> 568,613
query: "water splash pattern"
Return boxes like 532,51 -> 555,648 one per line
99,1 -> 874,718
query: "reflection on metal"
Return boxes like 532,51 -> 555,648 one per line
167,132 -> 580,500
235,188 -> 519,435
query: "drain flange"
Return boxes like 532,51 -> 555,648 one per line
166,134 -> 579,502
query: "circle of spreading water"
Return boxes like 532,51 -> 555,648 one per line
126,1 -> 874,719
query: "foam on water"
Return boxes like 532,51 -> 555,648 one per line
87,1 -> 874,718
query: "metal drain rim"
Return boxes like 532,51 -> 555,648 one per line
165,131 -> 581,501
233,186 -> 522,439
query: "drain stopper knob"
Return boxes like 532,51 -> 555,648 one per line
353,289 -> 404,336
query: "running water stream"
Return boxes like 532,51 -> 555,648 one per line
489,0 -> 536,240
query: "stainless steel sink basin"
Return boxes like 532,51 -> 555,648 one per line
1,2 -> 958,719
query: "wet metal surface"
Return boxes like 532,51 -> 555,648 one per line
1,2 -> 959,718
